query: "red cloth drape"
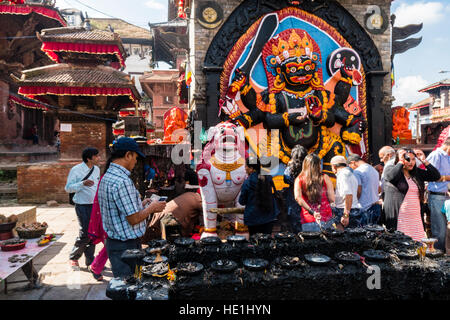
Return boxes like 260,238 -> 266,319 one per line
119,110 -> 148,117
0,4 -> 66,26
41,42 -> 125,69
18,86 -> 137,101
9,94 -> 48,111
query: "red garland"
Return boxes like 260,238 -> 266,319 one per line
18,86 -> 137,101
9,94 -> 48,111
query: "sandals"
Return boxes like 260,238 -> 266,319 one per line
88,266 -> 103,281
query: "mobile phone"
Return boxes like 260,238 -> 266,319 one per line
159,196 -> 168,202
149,194 -> 160,202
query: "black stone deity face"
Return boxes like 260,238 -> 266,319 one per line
278,56 -> 317,89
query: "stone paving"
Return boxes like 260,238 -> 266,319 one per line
0,205 -> 111,300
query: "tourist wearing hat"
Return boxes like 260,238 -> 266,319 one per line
347,154 -> 381,225
98,137 -> 166,277
327,155 -> 362,229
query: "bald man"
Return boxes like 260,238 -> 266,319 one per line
379,146 -> 396,188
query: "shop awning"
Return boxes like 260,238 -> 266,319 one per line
0,4 -> 67,27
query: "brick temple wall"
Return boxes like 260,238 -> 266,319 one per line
59,122 -> 107,161
17,161 -> 78,204
189,0 -> 393,124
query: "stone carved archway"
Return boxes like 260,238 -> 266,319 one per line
202,0 -> 390,163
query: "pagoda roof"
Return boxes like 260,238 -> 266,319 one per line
12,63 -> 140,101
0,2 -> 66,27
409,97 -> 432,110
38,26 -> 127,69
419,79 -> 450,93
40,26 -> 122,44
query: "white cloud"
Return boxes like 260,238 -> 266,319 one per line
145,0 -> 165,10
392,75 -> 429,106
393,2 -> 446,27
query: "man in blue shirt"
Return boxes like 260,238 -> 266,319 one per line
427,137 -> 450,250
65,147 -> 100,268
98,137 -> 166,277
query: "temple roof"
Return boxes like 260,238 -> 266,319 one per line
89,18 -> 152,40
419,79 -> 450,93
38,26 -> 127,69
40,26 -> 122,43
409,97 -> 432,110
14,63 -> 131,85
0,2 -> 67,27
12,63 -> 141,100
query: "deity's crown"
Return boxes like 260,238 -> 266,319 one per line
270,30 -> 317,64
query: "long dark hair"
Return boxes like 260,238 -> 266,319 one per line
299,153 -> 323,204
287,145 -> 308,179
394,148 -> 425,202
247,157 -> 275,210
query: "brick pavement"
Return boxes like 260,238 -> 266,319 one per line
0,205 -> 111,300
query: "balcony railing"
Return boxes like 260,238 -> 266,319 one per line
431,106 -> 450,122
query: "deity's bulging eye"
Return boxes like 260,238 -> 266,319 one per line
290,67 -> 297,73
305,65 -> 311,71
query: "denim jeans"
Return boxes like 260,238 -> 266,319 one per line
105,237 -> 141,278
428,194 -> 448,250
69,204 -> 95,264
327,207 -> 363,229
302,222 -> 321,232
363,203 -> 382,225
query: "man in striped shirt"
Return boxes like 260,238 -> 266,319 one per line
98,137 -> 166,277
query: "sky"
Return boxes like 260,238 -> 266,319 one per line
54,0 -> 450,107
391,0 -> 450,106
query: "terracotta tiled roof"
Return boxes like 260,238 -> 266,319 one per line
14,64 -> 134,87
140,70 -> 179,83
409,97 -> 432,110
419,79 -> 450,93
89,18 -> 151,40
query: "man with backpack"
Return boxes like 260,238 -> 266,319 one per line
65,147 -> 101,268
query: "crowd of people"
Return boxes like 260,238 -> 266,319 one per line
64,136 -> 450,282
242,140 -> 450,255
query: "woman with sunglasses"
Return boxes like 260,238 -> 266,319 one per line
383,148 -> 440,240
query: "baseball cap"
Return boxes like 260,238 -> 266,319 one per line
113,137 -> 145,158
330,155 -> 347,166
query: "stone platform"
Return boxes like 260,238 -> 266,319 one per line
106,230 -> 450,300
